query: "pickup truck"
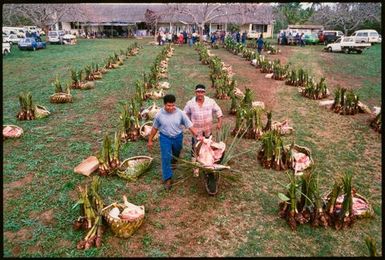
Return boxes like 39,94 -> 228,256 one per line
3,41 -> 11,55
325,36 -> 371,54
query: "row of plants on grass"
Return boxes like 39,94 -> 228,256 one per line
223,36 -> 380,133
14,42 -> 142,123
73,44 -> 176,250
195,42 -> 237,100
207,38 -> 377,236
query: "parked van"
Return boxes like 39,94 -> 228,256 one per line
319,30 -> 344,45
47,30 -> 65,44
23,26 -> 37,33
351,29 -> 380,44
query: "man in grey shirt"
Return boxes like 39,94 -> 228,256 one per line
147,94 -> 199,190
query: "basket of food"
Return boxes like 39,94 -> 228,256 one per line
3,125 -> 23,139
102,195 -> 145,238
116,156 -> 153,181
286,144 -> 314,175
323,190 -> 374,219
139,121 -> 158,140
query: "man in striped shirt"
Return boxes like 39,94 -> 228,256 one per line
184,84 -> 223,176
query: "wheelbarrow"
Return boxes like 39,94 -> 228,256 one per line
200,164 -> 230,196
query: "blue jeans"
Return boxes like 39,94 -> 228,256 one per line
159,132 -> 183,181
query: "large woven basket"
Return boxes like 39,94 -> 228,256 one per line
116,156 -> 153,181
50,93 -> 73,103
102,202 -> 145,238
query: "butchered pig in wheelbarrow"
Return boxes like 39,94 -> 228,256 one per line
193,136 -> 230,196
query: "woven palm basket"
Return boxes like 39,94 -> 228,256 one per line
116,156 -> 153,181
101,203 -> 145,238
50,93 -> 73,103
34,105 -> 50,118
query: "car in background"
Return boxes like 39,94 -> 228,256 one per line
3,41 -> 11,55
47,30 -> 65,44
351,29 -> 379,44
325,36 -> 371,54
23,26 -> 38,33
304,33 -> 320,45
378,34 -> 382,43
18,37 -> 46,51
319,30 -> 344,45
3,34 -> 23,44
62,34 -> 77,45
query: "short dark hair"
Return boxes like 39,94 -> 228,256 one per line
163,94 -> 176,104
195,84 -> 206,91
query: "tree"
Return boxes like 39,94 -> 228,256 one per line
144,9 -> 158,35
2,4 -> 86,35
272,3 -> 315,32
174,3 -> 245,35
310,3 -> 381,35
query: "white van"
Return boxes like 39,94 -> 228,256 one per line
351,29 -> 380,44
23,26 -> 37,33
47,30 -> 65,44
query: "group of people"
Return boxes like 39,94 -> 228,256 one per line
147,84 -> 223,190
278,31 -> 306,46
25,30 -> 41,41
156,31 -> 199,47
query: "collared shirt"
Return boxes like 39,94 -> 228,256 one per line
184,96 -> 223,136
153,107 -> 193,138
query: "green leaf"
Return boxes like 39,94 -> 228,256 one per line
278,192 -> 290,202
72,198 -> 84,210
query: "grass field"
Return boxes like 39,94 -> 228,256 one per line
3,38 -> 382,257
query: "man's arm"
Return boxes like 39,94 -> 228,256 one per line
147,127 -> 158,151
216,116 -> 223,129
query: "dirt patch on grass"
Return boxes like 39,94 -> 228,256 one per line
4,173 -> 34,189
27,245 -> 44,255
210,49 -> 281,110
29,209 -> 56,226
4,228 -> 33,241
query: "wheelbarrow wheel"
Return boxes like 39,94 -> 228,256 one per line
204,172 -> 220,196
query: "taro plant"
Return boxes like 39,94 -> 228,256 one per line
229,91 -> 238,115
285,69 -> 298,86
272,62 -> 289,80
97,132 -> 121,176
336,171 -> 355,230
258,129 -> 289,170
17,91 -> 35,120
118,99 -> 141,142
260,59 -> 272,73
302,77 -> 329,100
70,68 -> 83,89
297,68 -> 309,87
332,87 -> 360,115
50,76 -> 72,103
84,65 -> 94,81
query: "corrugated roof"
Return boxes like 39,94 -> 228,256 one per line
61,3 -> 273,24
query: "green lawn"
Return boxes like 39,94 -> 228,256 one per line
3,38 -> 382,257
